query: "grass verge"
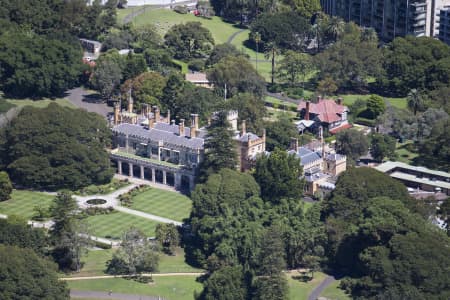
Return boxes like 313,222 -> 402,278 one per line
320,280 -> 351,300
86,212 -> 159,239
130,188 -> 192,222
0,190 -> 54,220
68,276 -> 202,300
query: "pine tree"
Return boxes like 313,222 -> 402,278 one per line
197,111 -> 237,182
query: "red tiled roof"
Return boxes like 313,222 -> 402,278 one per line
329,123 -> 352,134
297,99 -> 348,123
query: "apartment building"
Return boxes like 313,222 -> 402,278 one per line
321,0 -> 450,40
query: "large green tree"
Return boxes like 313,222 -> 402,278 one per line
0,244 -> 69,299
197,265 -> 247,300
377,36 -> 450,96
1,104 -> 113,190
277,50 -> 313,87
0,218 -> 48,255
335,129 -> 369,161
0,31 -> 84,98
416,118 -> 450,172
253,148 -> 304,203
207,56 -> 266,98
50,192 -> 90,271
369,133 -> 396,162
315,22 -> 382,92
121,72 -> 166,110
197,112 -> 238,182
164,22 -> 214,59
0,171 -> 12,201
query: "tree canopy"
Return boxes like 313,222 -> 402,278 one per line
335,129 -> 369,161
164,22 -> 214,60
253,148 -> 304,203
0,171 -> 12,201
0,31 -> 84,98
0,244 -> 69,299
1,104 -> 113,190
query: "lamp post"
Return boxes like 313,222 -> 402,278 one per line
254,32 -> 261,73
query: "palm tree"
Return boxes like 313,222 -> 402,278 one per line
327,16 -> 345,42
264,42 -> 280,85
407,89 -> 423,116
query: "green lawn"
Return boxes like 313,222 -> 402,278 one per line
395,141 -> 419,164
131,9 -> 239,45
0,99 -> 15,113
0,190 -> 54,219
339,94 -> 407,110
6,98 -> 75,109
130,188 -> 192,222
288,271 -> 327,300
71,248 -> 202,277
86,212 -> 160,239
320,280 -> 351,300
266,107 -> 298,122
68,276 -> 202,300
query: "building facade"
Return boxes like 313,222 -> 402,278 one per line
110,99 -> 266,190
437,5 -> 450,44
321,0 -> 450,40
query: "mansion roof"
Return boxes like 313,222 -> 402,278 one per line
113,123 -> 205,149
298,99 -> 348,124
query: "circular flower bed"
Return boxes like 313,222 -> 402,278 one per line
86,198 -> 107,205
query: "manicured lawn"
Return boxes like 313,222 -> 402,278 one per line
340,94 -> 407,110
0,190 -> 54,219
320,280 -> 351,300
395,141 -> 419,164
132,9 -> 239,45
265,96 -> 298,109
130,188 -> 192,222
86,212 -> 159,239
287,271 -> 327,300
303,201 -> 315,211
266,107 -> 298,122
71,248 -> 202,277
68,276 -> 202,300
75,179 -> 130,196
6,98 -> 75,109
0,99 -> 15,113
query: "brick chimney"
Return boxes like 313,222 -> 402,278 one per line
336,97 -> 343,105
171,120 -> 176,125
127,90 -> 133,113
166,109 -> 170,124
305,101 -> 310,121
114,102 -> 120,125
148,116 -> 154,129
241,120 -> 246,135
153,106 -> 160,123
179,119 -> 185,136
190,121 -> 196,138
317,95 -> 322,102
191,114 -> 199,130
290,137 -> 299,151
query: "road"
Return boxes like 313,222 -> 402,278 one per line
307,275 -> 336,300
63,272 -> 203,281
65,87 -> 112,117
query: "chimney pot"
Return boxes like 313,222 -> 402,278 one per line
148,117 -> 154,129
305,101 -> 310,121
166,110 -> 171,124
153,106 -> 160,122
241,120 -> 246,135
290,137 -> 299,151
179,119 -> 185,136
337,97 -> 343,105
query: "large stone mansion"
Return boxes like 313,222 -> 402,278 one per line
109,96 -> 266,191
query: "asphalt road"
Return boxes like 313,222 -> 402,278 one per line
66,87 -> 112,118
307,275 -> 336,300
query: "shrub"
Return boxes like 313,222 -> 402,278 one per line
188,59 -> 205,71
173,5 -> 188,14
355,117 -> 376,127
286,87 -> 304,99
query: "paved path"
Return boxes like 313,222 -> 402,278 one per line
63,272 -> 203,281
226,28 -> 246,44
65,87 -> 112,117
307,275 -> 336,300
266,91 -> 300,104
71,290 -> 162,300
115,206 -> 182,226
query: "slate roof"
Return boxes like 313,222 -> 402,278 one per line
288,147 -> 322,166
113,123 -> 204,149
236,132 -> 261,142
298,99 -> 348,123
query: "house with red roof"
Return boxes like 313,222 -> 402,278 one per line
297,96 -> 351,134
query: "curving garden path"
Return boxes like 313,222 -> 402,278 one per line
307,275 -> 336,300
